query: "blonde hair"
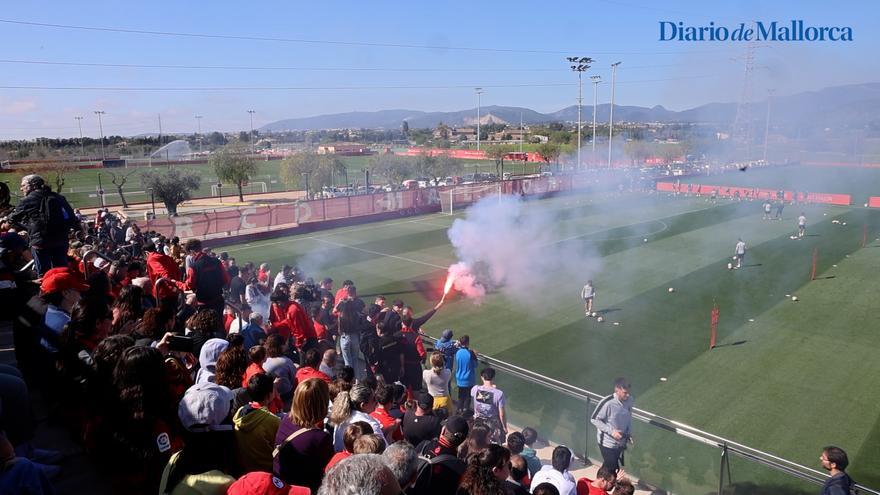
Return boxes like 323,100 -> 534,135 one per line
290,378 -> 330,428
329,383 -> 374,425
430,351 -> 445,373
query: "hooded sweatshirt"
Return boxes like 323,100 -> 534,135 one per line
195,338 -> 229,384
233,403 -> 280,474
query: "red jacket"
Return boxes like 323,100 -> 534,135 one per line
269,302 -> 291,339
285,301 -> 317,349
146,251 -> 185,299
295,366 -> 332,384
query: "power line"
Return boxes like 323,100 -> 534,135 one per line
0,75 -> 720,92
0,18 -> 741,56
0,58 -> 731,73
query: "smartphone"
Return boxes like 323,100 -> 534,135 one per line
168,335 -> 194,353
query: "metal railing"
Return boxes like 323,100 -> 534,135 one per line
424,335 -> 878,495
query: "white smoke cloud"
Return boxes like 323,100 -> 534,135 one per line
447,195 -> 602,304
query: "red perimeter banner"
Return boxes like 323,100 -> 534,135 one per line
867,197 -> 880,208
656,182 -> 851,206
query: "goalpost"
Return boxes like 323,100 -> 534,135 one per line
211,181 -> 268,197
441,182 -> 503,215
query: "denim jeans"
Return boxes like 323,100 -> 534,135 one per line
339,332 -> 366,380
31,245 -> 68,276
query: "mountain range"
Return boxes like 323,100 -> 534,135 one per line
260,83 -> 880,132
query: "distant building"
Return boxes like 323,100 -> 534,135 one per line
316,143 -> 372,156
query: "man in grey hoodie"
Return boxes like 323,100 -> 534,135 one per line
590,377 -> 633,475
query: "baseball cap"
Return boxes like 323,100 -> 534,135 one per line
226,472 -> 310,495
40,268 -> 89,294
178,382 -> 234,432
444,415 -> 469,440
93,258 -> 111,271
417,392 -> 434,410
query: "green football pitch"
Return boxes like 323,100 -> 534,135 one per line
221,183 -> 880,492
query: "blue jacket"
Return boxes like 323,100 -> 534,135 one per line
454,347 -> 477,387
822,472 -> 854,495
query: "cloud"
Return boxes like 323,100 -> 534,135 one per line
0,98 -> 38,115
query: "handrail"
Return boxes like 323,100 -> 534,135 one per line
81,250 -> 113,278
424,332 -> 879,494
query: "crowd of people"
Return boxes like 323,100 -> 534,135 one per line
0,174 -> 858,495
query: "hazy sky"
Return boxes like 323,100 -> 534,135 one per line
0,1 -> 874,139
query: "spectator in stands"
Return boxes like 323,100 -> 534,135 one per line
457,444 -> 511,494
37,267 -> 88,352
184,238 -> 229,319
226,471 -> 309,495
163,382 -> 238,491
256,262 -> 270,283
233,373 -> 281,474
454,335 -> 479,415
287,285 -> 318,359
318,453 -> 402,495
263,334 -> 297,403
336,297 -> 367,380
58,299 -> 113,392
371,384 -> 403,442
520,427 -> 543,477
330,382 -> 386,451
143,242 -> 184,306
325,421 -> 372,472
243,345 -> 268,388
214,346 -> 250,410
0,432 -> 54,494
274,264 -> 293,289
435,329 -> 457,371
530,446 -> 576,495
611,479 -> 634,495
820,446 -> 854,495
411,415 -> 469,495
319,348 -> 338,380
575,466 -> 616,495
296,347 -> 331,385
590,377 -> 633,475
506,454 -> 531,495
4,174 -> 79,275
227,303 -> 251,335
194,338 -> 229,384
472,367 -> 507,443
274,378 -> 334,491
227,265 -> 246,305
375,318 -> 404,384
318,277 -> 334,302
354,433 -> 386,455
402,392 -> 443,447
245,276 -> 270,322
132,307 -> 174,347
185,310 -> 223,359
458,422 -> 491,461
238,313 -> 267,350
111,285 -> 144,335
383,440 -> 419,491
99,346 -> 182,494
533,483 -> 561,495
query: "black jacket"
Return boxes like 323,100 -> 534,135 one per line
7,188 -> 79,248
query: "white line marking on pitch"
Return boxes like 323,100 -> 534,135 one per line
309,237 -> 448,270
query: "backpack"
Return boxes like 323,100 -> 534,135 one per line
192,255 -> 225,301
39,192 -> 76,233
409,453 -> 460,494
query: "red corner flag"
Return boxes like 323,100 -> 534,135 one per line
710,303 -> 720,349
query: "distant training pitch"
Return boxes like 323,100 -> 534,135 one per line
224,184 -> 880,491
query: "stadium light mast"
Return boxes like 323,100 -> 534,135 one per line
763,89 -> 774,163
247,110 -> 256,154
195,115 -> 203,154
74,116 -> 85,158
567,56 -> 592,171
608,62 -> 621,168
590,75 -> 601,157
475,88 -> 484,151
94,110 -> 106,161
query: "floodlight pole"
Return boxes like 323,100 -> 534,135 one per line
74,116 -> 85,159
567,57 -> 591,171
591,76 -> 601,157
475,88 -> 484,151
94,110 -> 106,161
195,115 -> 203,154
608,62 -> 621,168
763,89 -> 774,163
248,110 -> 256,154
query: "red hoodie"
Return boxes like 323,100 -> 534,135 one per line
285,301 -> 317,349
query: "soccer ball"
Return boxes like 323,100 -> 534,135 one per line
727,262 -> 733,270
591,312 -> 598,317
643,238 -> 648,243
791,296 -> 799,302
668,287 -> 675,293
597,316 -> 604,323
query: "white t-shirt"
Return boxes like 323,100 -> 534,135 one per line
581,284 -> 595,299
530,466 -> 576,495
333,411 -> 386,451
423,368 -> 451,397
735,241 -> 746,255
798,215 -> 806,227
